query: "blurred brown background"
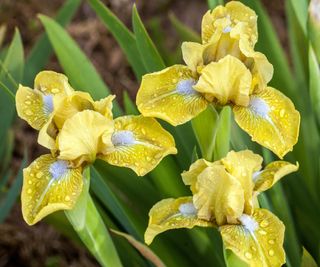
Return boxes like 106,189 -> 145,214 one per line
0,0 -> 286,266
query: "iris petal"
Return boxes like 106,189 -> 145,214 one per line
220,209 -> 285,267
181,158 -> 217,194
194,56 -> 252,106
145,197 -> 213,245
253,161 -> 298,193
34,70 -> 74,95
193,165 -> 244,225
221,150 -> 262,215
202,1 -> 257,46
21,154 -> 83,225
16,85 -> 50,130
233,87 -> 300,158
136,65 -> 209,126
100,115 -> 177,176
58,110 -> 114,166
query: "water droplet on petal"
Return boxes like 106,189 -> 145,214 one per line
268,239 -> 275,245
268,249 -> 275,256
245,252 -> 252,259
260,219 -> 269,228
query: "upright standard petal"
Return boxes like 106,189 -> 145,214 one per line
136,65 -> 209,126
233,87 -> 300,158
58,110 -> 114,166
221,150 -> 262,214
220,209 -> 285,267
34,70 -> 74,95
53,91 -> 94,129
100,115 -> 177,176
202,1 -> 257,46
193,165 -> 244,225
194,56 -> 252,106
181,158 -> 217,194
253,161 -> 299,194
181,42 -> 204,73
145,197 -> 213,245
16,85 -> 52,130
243,51 -> 274,92
93,95 -> 115,120
21,154 -> 83,225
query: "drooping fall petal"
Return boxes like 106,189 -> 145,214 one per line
16,85 -> 52,130
253,161 -> 299,193
220,209 -> 285,267
194,55 -> 252,106
144,197 -> 213,245
136,65 -> 209,126
100,115 -> 177,176
193,165 -> 244,225
233,87 -> 300,158
58,110 -> 114,166
21,154 -> 83,225
221,150 -> 262,214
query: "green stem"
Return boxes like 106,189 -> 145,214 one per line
65,168 -> 123,267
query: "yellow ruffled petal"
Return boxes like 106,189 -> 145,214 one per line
34,70 -> 74,95
220,209 -> 285,267
53,91 -> 94,129
99,115 -> 177,176
181,42 -> 204,72
193,165 -> 244,225
93,95 -> 115,120
253,161 -> 299,193
202,1 -> 257,46
37,118 -> 57,150
21,154 -> 83,225
233,87 -> 301,158
181,158 -> 217,194
244,51 -> 274,92
194,56 -> 252,106
145,197 -> 213,245
16,85 -> 51,130
221,150 -> 262,215
58,110 -> 114,166
136,65 -> 209,126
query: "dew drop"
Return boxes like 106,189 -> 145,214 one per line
245,252 -> 252,259
279,109 -> 285,118
51,88 -> 60,94
260,219 -> 269,228
36,171 -> 43,179
65,195 -> 70,201
25,110 -> 33,116
268,249 -> 275,256
259,230 -> 267,235
268,239 -> 275,245
27,189 -> 32,194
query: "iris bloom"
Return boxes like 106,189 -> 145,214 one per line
136,1 -> 300,158
145,150 -> 298,267
16,71 -> 177,225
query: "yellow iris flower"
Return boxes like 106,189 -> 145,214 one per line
16,71 -> 177,225
145,150 -> 298,267
136,1 -> 300,158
